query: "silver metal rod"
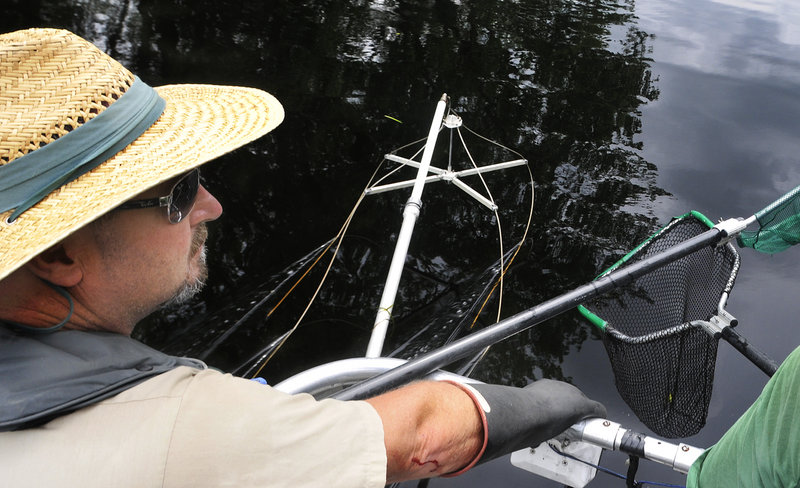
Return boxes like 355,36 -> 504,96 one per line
384,154 -> 448,175
364,174 -> 445,195
450,177 -> 496,210
568,418 -> 704,474
451,159 -> 528,177
366,94 -> 449,358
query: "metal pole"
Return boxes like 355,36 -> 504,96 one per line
568,418 -> 705,474
365,94 -> 449,358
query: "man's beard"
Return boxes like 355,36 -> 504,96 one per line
163,224 -> 209,307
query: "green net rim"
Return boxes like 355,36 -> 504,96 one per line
577,210 -> 714,332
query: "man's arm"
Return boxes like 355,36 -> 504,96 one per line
366,378 -> 607,484
366,381 -> 483,483
687,345 -> 800,487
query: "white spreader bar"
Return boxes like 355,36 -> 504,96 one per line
365,155 -> 528,210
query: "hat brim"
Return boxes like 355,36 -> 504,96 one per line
0,83 -> 284,281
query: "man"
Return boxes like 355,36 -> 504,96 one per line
0,28 -> 605,487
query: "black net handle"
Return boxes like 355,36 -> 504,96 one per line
334,185 -> 800,400
720,326 -> 778,376
334,227 -> 723,400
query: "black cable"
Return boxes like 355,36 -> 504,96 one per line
547,443 -> 686,488
626,454 -> 642,488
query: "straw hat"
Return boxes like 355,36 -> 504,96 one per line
0,28 -> 284,281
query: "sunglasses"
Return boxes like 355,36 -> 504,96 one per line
118,169 -> 200,224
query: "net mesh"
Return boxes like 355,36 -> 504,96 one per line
738,185 -> 800,254
580,212 -> 739,438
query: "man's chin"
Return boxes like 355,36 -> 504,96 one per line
164,253 -> 209,307
163,277 -> 205,307
163,226 -> 210,308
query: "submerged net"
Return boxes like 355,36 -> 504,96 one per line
738,185 -> 800,254
579,211 -> 739,438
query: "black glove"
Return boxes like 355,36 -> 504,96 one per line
446,379 -> 606,474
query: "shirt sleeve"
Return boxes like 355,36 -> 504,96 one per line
687,345 -> 800,488
162,369 -> 387,488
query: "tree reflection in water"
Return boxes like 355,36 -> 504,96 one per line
1,0 -> 664,386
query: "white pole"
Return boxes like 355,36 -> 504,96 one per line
365,94 -> 449,358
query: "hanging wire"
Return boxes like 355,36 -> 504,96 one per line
457,124 -> 506,319
460,121 -> 535,324
435,113 -> 535,374
460,159 -> 534,372
460,120 -> 535,325
247,193 -> 365,378
199,238 -> 335,361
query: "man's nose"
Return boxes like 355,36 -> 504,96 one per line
189,184 -> 223,225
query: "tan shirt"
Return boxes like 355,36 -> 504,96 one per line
0,366 -> 387,487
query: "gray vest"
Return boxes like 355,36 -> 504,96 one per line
0,325 -> 205,432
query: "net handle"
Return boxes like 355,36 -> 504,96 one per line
333,227 -> 722,400
719,326 -> 778,376
754,184 -> 800,223
333,185 -> 799,401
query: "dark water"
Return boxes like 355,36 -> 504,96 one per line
4,1 -> 800,486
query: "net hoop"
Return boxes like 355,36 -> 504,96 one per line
580,211 -> 741,437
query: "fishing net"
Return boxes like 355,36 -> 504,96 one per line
579,211 -> 739,438
737,185 -> 800,253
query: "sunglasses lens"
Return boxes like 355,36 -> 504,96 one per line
167,170 -> 200,224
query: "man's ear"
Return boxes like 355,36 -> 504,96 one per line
26,243 -> 83,287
